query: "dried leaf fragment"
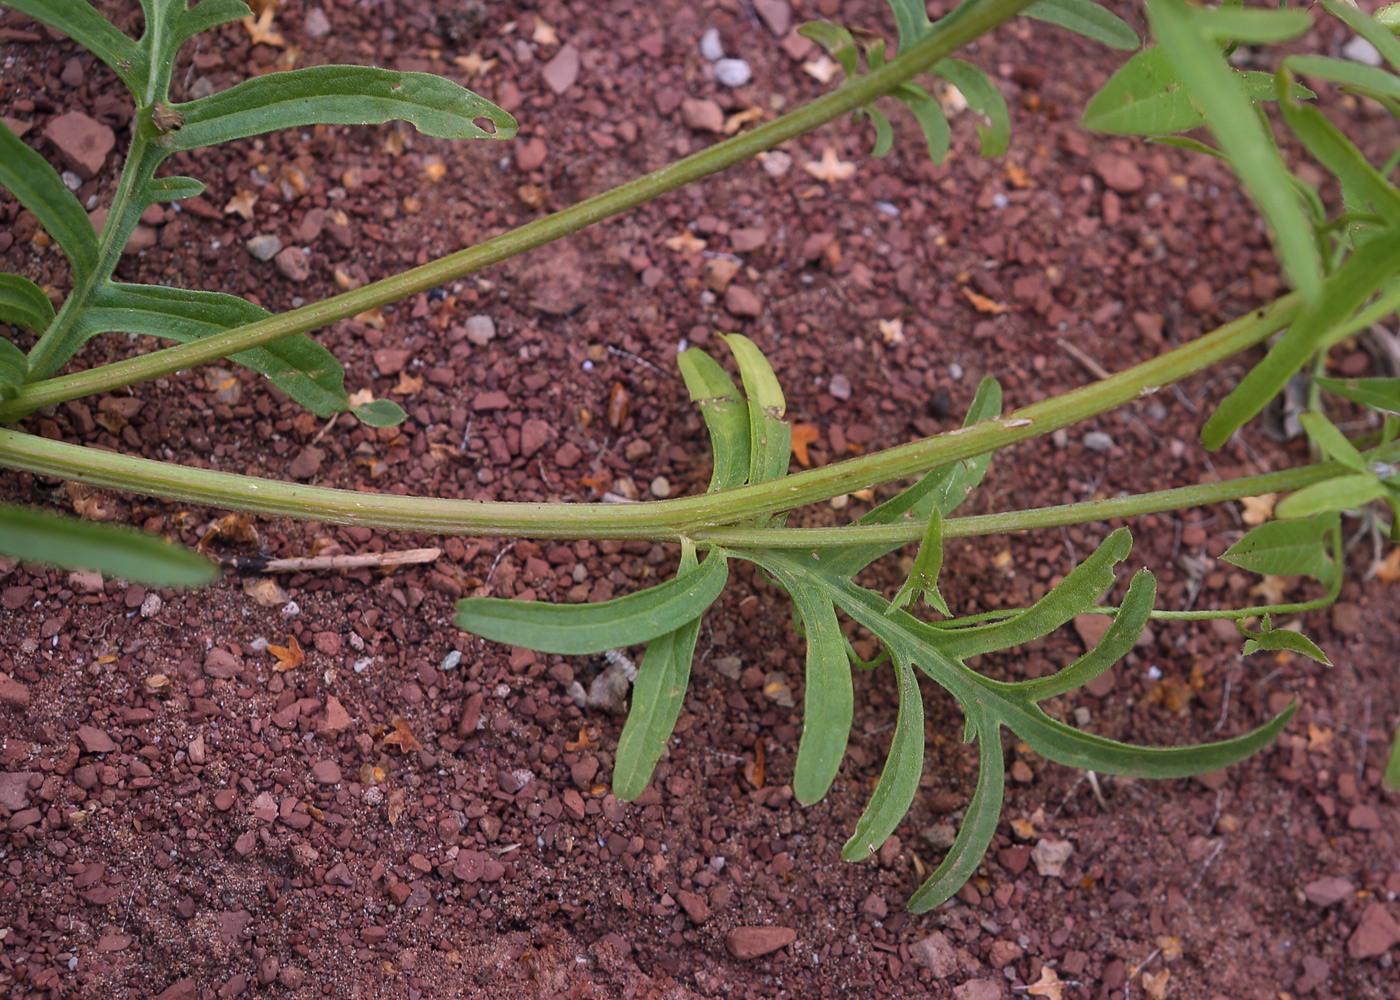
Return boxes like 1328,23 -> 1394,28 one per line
724,107 -> 764,134
1141,968 -> 1170,1000
532,15 -> 558,46
878,317 -> 905,344
268,635 -> 304,672
392,372 -> 424,395
1376,547 -> 1400,583
803,146 -> 857,183
387,787 -> 407,827
241,5 -> 285,46
963,287 -> 1009,314
790,423 -> 820,468
565,726 -> 601,751
743,739 -> 766,789
1025,967 -> 1069,1000
665,230 -> 707,254
383,717 -> 423,754
1240,493 -> 1276,525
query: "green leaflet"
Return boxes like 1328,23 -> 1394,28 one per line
352,398 -> 408,428
1025,0 -> 1139,51
146,176 -> 207,204
0,122 -> 99,284
73,282 -> 357,421
1323,0 -> 1400,76
773,569 -> 855,805
1220,513 -> 1340,584
678,348 -> 751,491
170,66 -> 518,151
612,545 -> 705,801
840,654 -> 925,861
0,501 -> 218,587
1315,376 -> 1400,413
1299,412 -> 1368,474
1,0 -> 145,94
0,273 -> 55,335
1189,4 -> 1311,44
798,22 -> 859,77
888,505 -> 952,617
1239,616 -> 1331,666
935,59 -> 1010,158
170,0 -> 250,44
895,82 -> 952,163
0,337 -> 29,403
454,551 -> 728,655
1274,473 -> 1388,519
1203,227 -> 1400,449
721,334 -> 791,491
1385,722 -> 1400,791
1148,0 -> 1321,306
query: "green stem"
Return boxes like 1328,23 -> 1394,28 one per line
0,307 -> 1361,544
0,0 -> 1038,422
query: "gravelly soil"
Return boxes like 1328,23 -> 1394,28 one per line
1,2 -> 1398,998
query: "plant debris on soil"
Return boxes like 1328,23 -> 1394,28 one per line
1,1 -> 1398,998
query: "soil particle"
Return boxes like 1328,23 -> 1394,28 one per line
203,647 -> 241,678
154,979 -> 197,1000
682,98 -> 724,133
1348,902 -> 1400,959
0,771 -> 32,810
286,445 -> 325,479
309,760 -> 341,784
1093,151 -> 1146,194
273,246 -> 310,282
0,675 -> 30,710
1302,875 -> 1354,906
541,43 -> 580,95
76,724 -> 117,753
1031,837 -> 1074,877
43,110 -> 114,178
952,981 -> 1003,1000
724,284 -> 762,317
910,930 -> 961,976
316,694 -> 352,738
725,925 -> 796,959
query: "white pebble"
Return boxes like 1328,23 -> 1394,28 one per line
281,600 -> 300,617
441,649 -> 463,671
1342,35 -> 1382,66
714,58 -> 751,88
1082,431 -> 1116,452
699,28 -> 725,62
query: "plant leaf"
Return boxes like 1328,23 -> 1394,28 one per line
799,21 -> 860,77
175,0 -> 250,42
613,546 -> 705,801
935,58 -> 1010,157
678,348 -> 751,492
1148,0 -> 1321,305
0,272 -> 55,334
76,282 -> 353,419
1220,512 -> 1339,583
1323,0 -> 1400,76
146,176 -> 208,204
779,572 -> 854,804
0,501 -> 218,587
1025,0 -> 1139,51
906,708 -> 1003,911
1190,3 -> 1311,43
861,105 -> 896,158
0,336 -> 30,402
1274,473 -> 1387,519
840,654 -> 925,861
1013,568 -> 1156,701
1315,376 -> 1400,413
1240,618 -> 1331,665
1385,722 -> 1400,791
1299,411 -> 1369,473
0,121 -> 99,283
888,505 -> 952,616
894,82 -> 951,163
1082,48 -> 1202,135
884,0 -> 934,51
352,398 -> 407,428
1,0 -> 145,93
169,66 -> 517,150
453,552 -> 728,655
1202,227 -> 1400,449
721,334 -> 790,489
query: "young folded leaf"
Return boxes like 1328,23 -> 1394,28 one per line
0,273 -> 55,336
0,338 -> 31,403
1314,376 -> 1400,414
1238,615 -> 1331,666
678,348 -> 751,492
454,551 -> 728,655
0,502 -> 218,587
721,334 -> 791,492
1299,412 -> 1369,474
888,505 -> 952,617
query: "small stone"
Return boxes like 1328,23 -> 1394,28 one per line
1331,602 -> 1363,636
0,676 -> 30,710
44,112 -> 115,179
730,227 -> 767,252
473,391 -> 511,411
724,285 -> 762,317
140,591 -> 163,618
257,957 -> 280,986
1342,35 -> 1382,66
188,735 -> 206,766
1348,804 -> 1382,830
316,696 -> 352,739
1296,955 -> 1330,993
78,725 -> 118,753
541,44 -> 580,95
96,934 -> 133,952
69,569 -> 105,594
650,476 -> 671,499
1303,876 -> 1354,907
324,862 -> 355,887
1185,280 -> 1214,314
155,979 -> 198,1000
1082,431 -> 1115,452
909,932 -> 959,976
520,419 -> 553,459
952,981 -> 1002,1000
0,772 -> 33,811
715,58 -> 752,88
304,8 -> 331,38
440,650 -> 463,671
989,939 -> 1023,968
681,98 -> 725,133
860,893 -> 888,920
273,247 -> 310,282
1093,152 -> 1145,194
278,967 -> 306,989
1031,837 -> 1074,877
515,138 -> 547,172
828,374 -> 852,400
725,925 -> 796,959
310,760 -> 342,784
287,446 -> 325,480
453,850 -> 490,883
464,314 -> 496,345
245,234 -> 282,261
699,28 -> 725,61
1348,902 -> 1400,959
373,348 -> 412,375
233,830 -> 257,856
313,631 -> 342,655
677,889 -> 712,923
754,0 -> 791,37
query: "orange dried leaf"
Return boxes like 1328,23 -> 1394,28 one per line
803,146 -> 857,183
393,372 -> 424,395
724,107 -> 764,135
241,5 -> 285,46
1025,967 -> 1070,1000
665,230 -> 707,254
744,739 -> 766,789
1005,162 -> 1033,188
962,287 -> 1009,314
790,423 -> 821,468
565,726 -> 601,752
268,635 -> 304,672
1240,493 -> 1276,525
383,717 -> 423,753
387,788 -> 407,827
1374,547 -> 1400,583
224,189 -> 258,220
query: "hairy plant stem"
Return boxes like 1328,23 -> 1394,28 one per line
0,0 -> 1037,422
0,296 -> 1358,547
